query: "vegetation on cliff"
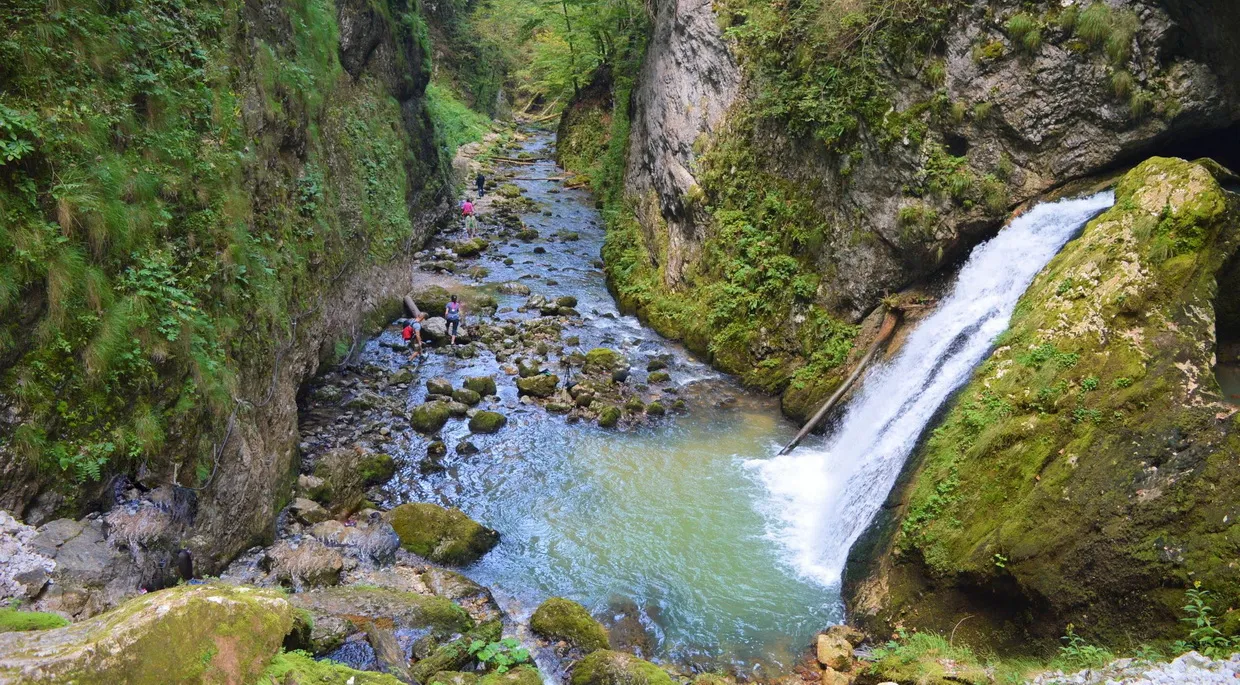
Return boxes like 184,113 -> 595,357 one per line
848,157 -> 1240,652
0,0 -> 450,507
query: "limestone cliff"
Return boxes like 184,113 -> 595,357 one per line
0,0 -> 453,591
845,157 -> 1240,649
598,0 -> 1240,419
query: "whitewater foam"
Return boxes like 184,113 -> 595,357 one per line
749,191 -> 1115,586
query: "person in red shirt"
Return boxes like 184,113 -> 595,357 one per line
461,198 -> 477,238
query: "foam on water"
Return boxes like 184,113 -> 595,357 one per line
749,191 -> 1116,586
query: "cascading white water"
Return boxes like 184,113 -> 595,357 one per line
749,191 -> 1115,586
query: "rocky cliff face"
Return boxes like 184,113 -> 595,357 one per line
604,0 -> 1240,420
0,0 -> 452,600
845,157 -> 1240,649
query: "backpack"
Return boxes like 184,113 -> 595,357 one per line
402,325 -> 413,341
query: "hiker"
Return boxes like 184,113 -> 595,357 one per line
403,312 -> 425,361
445,295 -> 463,345
461,197 -> 477,238
475,172 -> 485,197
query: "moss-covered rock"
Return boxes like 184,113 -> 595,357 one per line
411,401 -> 453,434
846,158 -> 1240,651
570,650 -> 674,685
0,608 -> 69,633
410,620 -> 502,683
464,376 -> 498,396
597,406 -> 621,428
646,371 -> 670,383
385,503 -> 500,565
429,671 -> 480,685
312,447 -> 376,515
262,649 -> 404,684
288,585 -> 473,646
530,597 -> 609,653
516,374 -> 559,398
468,411 -> 508,434
428,378 -> 455,396
645,402 -> 666,416
358,453 -> 397,487
453,388 -> 482,406
479,665 -> 543,685
0,583 -> 293,684
454,237 -> 489,258
584,348 -> 622,373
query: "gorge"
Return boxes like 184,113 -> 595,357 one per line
1,0 -> 1239,683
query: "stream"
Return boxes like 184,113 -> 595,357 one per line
302,130 -> 1116,676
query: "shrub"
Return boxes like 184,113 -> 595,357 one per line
1074,3 -> 1113,46
1005,14 -> 1041,53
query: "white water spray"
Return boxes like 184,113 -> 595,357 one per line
750,191 -> 1115,585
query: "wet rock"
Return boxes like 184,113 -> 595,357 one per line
346,391 -> 385,411
410,620 -> 502,683
0,584 -> 293,684
427,441 -> 448,457
516,228 -> 539,241
647,371 -> 670,383
456,440 -> 479,456
517,359 -> 543,378
610,367 -> 631,383
480,665 -> 543,685
597,406 -> 621,428
389,368 -> 415,385
820,668 -> 850,685
359,453 -> 397,487
524,294 -> 548,310
624,397 -> 645,414
430,672 -> 480,685
601,598 -> 655,659
452,388 -> 482,406
308,518 -> 400,563
290,497 -> 330,526
574,392 -> 595,408
499,281 -> 532,295
385,503 -> 499,565
453,237 -> 489,258
584,348 -> 622,374
816,630 -> 852,671
447,401 -> 471,418
268,649 -> 405,684
516,374 -> 559,398
290,585 -> 473,655
27,517 -> 143,619
268,537 -> 343,587
298,474 -> 329,501
533,246 -> 547,254
312,447 -> 374,515
410,402 -> 453,434
367,623 -> 416,683
570,650 -> 673,685
468,411 -> 508,434
646,402 -> 666,416
531,597 -> 610,653
645,359 -> 667,372
556,295 -> 579,308
314,385 -> 344,404
422,317 -> 449,343
427,378 -> 455,396
547,402 -> 572,413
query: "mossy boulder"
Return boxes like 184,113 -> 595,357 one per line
429,672 -> 480,685
410,619 -> 502,683
288,585 -> 473,652
389,368 -> 415,385
584,348 -> 622,373
385,503 -> 500,565
358,452 -> 397,487
845,157 -> 1240,651
646,402 -> 666,416
570,650 -> 674,685
530,597 -> 609,653
428,378 -> 455,396
411,401 -> 453,434
463,376 -> 498,397
647,371 -> 670,383
468,411 -> 508,434
262,650 -> 404,684
454,237 -> 489,258
312,447 -> 376,515
597,406 -> 621,428
0,583 -> 293,684
452,388 -> 482,406
479,665 -> 543,685
413,284 -> 499,318
516,374 -> 559,398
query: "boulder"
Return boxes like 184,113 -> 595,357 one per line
498,282 -> 531,296
517,359 -> 543,378
389,368 -> 415,385
410,620 -> 502,683
297,473 -> 328,500
453,237 -> 488,258
25,517 -> 143,619
288,585 -> 473,642
312,447 -> 373,515
430,672 -> 480,685
0,584 -> 292,684
555,295 -> 579,308
597,406 -> 621,428
647,371 -> 670,383
289,497 -> 330,526
463,376 -> 497,396
646,359 -> 668,372
516,374 -> 559,398
262,650 -> 404,684
0,512 -> 55,603
816,631 -> 852,670
456,440 -> 479,456
410,401 -> 453,433
468,411 -> 508,434
385,503 -> 499,565
531,597 -> 609,653
422,317 -> 449,343
447,401 -> 470,417
268,537 -> 344,587
308,518 -> 401,564
359,452 -> 397,487
427,378 -> 455,396
646,402 -> 666,416
820,668 -> 850,685
452,388 -> 482,406
584,348 -> 622,374
345,390 -> 385,411
479,665 -> 543,685
570,650 -> 673,685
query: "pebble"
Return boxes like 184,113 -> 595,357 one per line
1030,651 -> 1240,684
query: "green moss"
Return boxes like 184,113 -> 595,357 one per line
358,453 -> 397,487
410,620 -> 503,683
0,608 -> 69,632
478,665 -> 543,685
453,388 -> 482,406
463,376 -> 498,396
291,585 -> 473,637
411,402 -> 454,434
570,650 -> 673,685
597,406 -> 622,428
530,597 -> 609,653
385,502 -> 499,565
584,348 -> 622,372
862,158 -> 1240,651
261,650 -> 404,684
515,375 -> 559,398
468,410 -> 508,433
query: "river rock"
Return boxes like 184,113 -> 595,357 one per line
410,401 -> 453,433
389,368 -> 415,385
480,666 -> 543,685
453,237 -> 488,258
645,358 -> 667,372
452,388 -> 482,406
456,440 -> 479,456
463,376 -> 497,396
531,597 -> 610,653
309,517 -> 401,564
646,402 -> 666,416
430,672 -> 479,685
516,374 -> 559,398
26,517 -> 144,619
0,583 -> 293,683
290,497 -> 330,526
556,295 -> 579,308
268,537 -> 344,587
312,447 -> 376,515
584,348 -> 622,373
647,371 -> 670,383
468,410 -> 508,433
346,390 -> 385,411
427,378 -> 455,396
410,620 -> 502,683
597,406 -> 621,428
422,317 -> 449,343
570,650 -> 673,685
498,281 -> 531,295
384,503 -> 499,565
816,631 -> 852,670
447,401 -> 471,417
820,668 -> 850,685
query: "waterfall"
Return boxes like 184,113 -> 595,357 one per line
749,191 -> 1115,586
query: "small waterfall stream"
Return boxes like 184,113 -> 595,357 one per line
750,191 -> 1115,586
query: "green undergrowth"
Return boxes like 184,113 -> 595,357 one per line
0,606 -> 70,632
261,650 -> 403,684
426,81 -> 492,159
0,0 -> 446,498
